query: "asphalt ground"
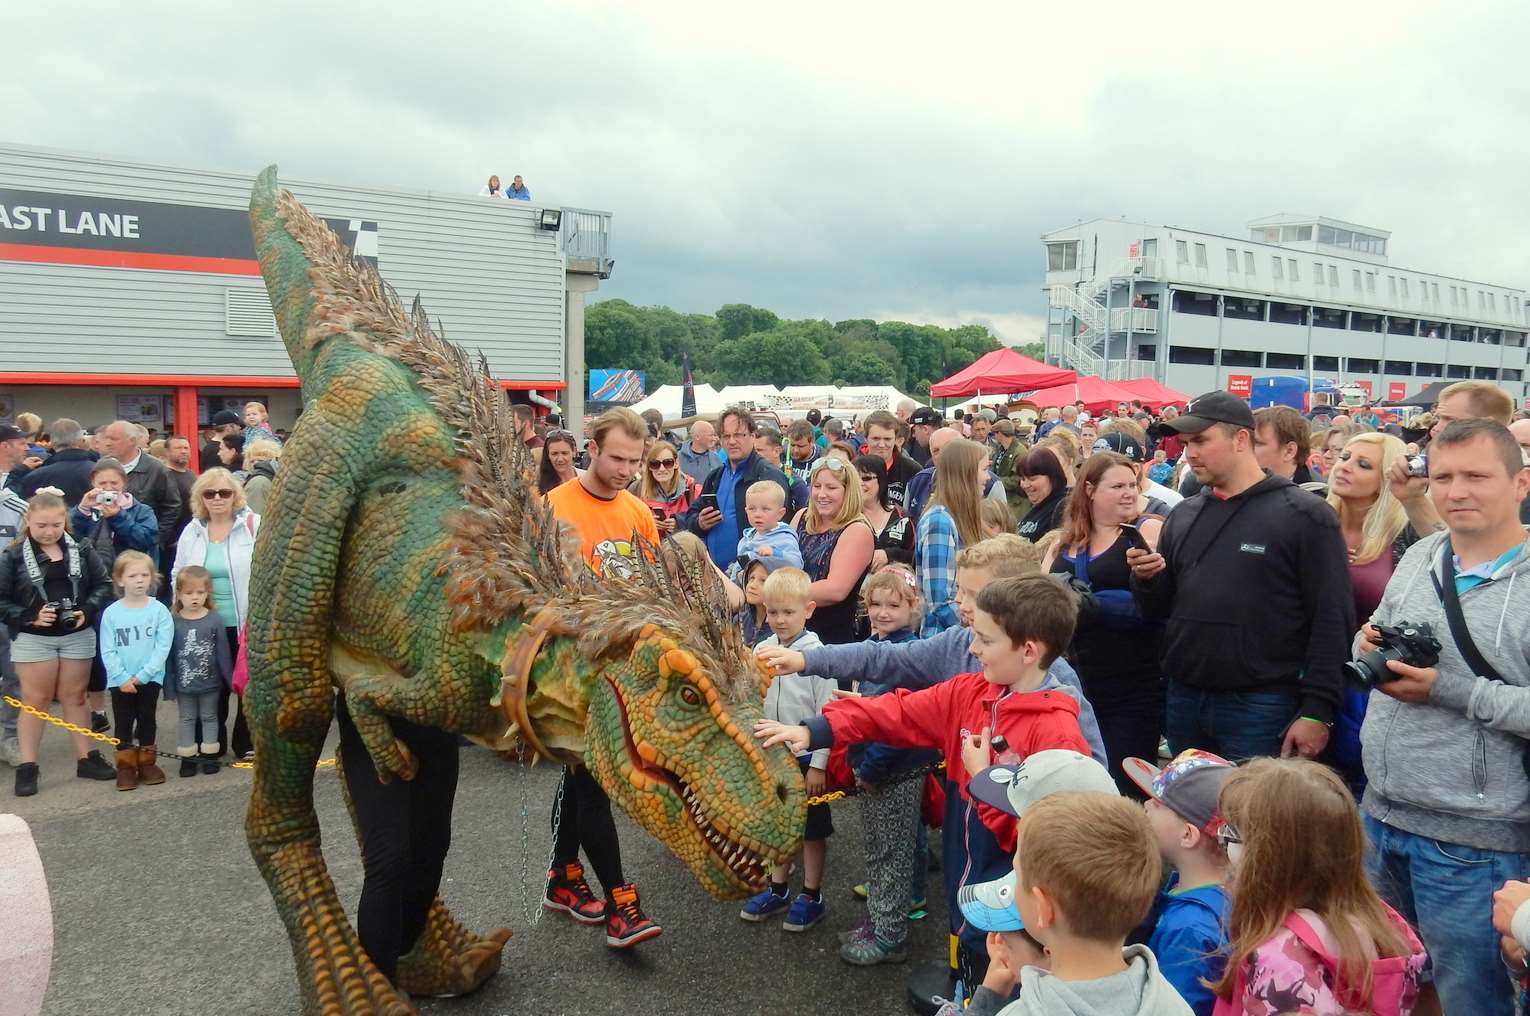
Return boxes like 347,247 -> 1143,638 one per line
7,696 -> 951,1015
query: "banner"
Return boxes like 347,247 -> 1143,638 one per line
0,188 -> 377,276
1355,379 -> 1374,399
1387,382 -> 1407,402
681,353 -> 697,419
587,369 -> 645,404
1226,375 -> 1253,399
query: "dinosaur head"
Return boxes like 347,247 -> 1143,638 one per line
582,624 -> 805,899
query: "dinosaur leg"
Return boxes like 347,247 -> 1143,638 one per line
244,419 -> 414,1016
337,665 -> 493,785
333,703 -> 511,999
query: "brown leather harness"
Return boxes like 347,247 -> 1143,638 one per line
498,605 -> 571,762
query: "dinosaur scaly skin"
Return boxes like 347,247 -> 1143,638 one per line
241,167 -> 805,1016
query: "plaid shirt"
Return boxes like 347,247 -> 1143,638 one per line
915,505 -> 960,636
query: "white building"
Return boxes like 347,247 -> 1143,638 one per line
1040,214 -> 1528,404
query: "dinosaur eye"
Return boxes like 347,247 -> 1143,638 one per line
679,685 -> 701,707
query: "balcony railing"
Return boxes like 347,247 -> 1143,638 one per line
560,207 -> 614,278
1109,307 -> 1159,333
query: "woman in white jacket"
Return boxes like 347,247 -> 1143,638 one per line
171,467 -> 260,765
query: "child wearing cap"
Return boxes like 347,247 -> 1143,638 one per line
965,790 -> 1192,1016
1122,750 -> 1236,1016
756,573 -> 1091,994
740,567 -> 836,932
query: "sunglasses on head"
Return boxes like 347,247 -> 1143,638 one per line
202,489 -> 235,500
814,457 -> 848,473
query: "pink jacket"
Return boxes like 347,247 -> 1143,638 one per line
1213,905 -> 1425,1016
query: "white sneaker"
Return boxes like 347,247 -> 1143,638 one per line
0,736 -> 19,767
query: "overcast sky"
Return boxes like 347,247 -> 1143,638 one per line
7,1 -> 1527,345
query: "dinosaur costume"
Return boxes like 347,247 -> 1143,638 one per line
242,167 -> 806,1015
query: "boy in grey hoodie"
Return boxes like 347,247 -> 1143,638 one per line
1358,418 -> 1530,1016
963,790 -> 1190,1016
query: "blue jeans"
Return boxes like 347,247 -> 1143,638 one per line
1364,814 -> 1525,1016
1164,682 -> 1296,761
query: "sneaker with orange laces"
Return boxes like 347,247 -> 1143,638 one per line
604,883 -> 662,948
543,862 -> 606,925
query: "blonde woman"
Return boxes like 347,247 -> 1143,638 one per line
634,440 -> 700,538
1325,430 -> 1413,793
171,468 -> 259,764
914,438 -> 986,635
791,457 -> 874,644
242,438 -> 282,515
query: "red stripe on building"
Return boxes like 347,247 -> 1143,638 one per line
0,243 -> 264,275
0,372 -> 565,391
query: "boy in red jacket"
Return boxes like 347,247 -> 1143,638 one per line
755,573 -> 1089,994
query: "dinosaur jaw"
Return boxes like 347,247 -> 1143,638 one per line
605,678 -> 779,893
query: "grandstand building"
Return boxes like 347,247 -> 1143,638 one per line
0,144 -> 612,455
1040,214 -> 1527,405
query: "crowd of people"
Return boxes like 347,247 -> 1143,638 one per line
531,380 -> 1530,1016
1,403 -> 278,795
8,375 -> 1530,1015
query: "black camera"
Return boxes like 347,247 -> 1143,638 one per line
1345,621 -> 1442,689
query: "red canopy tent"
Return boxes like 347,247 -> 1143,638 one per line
1116,377 -> 1192,412
930,348 -> 1075,398
1026,376 -> 1142,415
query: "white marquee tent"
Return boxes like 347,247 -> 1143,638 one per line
625,383 -> 727,419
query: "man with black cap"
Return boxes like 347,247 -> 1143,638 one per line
0,424 -> 31,494
907,406 -> 940,466
1126,391 -> 1354,762
202,410 -> 243,473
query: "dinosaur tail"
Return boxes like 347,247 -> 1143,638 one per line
248,165 -> 334,385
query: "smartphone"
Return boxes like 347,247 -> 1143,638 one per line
651,507 -> 666,522
699,493 -> 719,513
1119,522 -> 1151,553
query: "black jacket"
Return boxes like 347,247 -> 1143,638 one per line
123,454 -> 183,554
688,451 -> 792,541
17,447 -> 98,506
1131,473 -> 1354,723
0,537 -> 113,637
884,452 -> 923,510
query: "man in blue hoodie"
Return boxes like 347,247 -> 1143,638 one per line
1358,419 -> 1530,1016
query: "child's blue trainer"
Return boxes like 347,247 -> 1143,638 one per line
739,888 -> 790,922
782,893 -> 826,932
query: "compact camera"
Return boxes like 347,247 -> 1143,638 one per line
96,490 -> 118,505
1406,453 -> 1428,478
1345,621 -> 1442,689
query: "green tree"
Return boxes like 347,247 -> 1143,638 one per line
713,330 -> 830,387
1018,341 -> 1045,360
716,304 -> 780,342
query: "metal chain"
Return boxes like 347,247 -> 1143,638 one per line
804,757 -> 947,807
2,694 -> 336,770
512,745 -> 564,928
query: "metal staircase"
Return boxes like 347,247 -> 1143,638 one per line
1048,256 -> 1162,380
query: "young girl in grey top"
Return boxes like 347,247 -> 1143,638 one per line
163,567 -> 232,778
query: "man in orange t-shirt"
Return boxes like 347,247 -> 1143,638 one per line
539,407 -> 663,949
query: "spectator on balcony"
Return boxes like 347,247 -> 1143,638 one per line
507,175 -> 531,201
478,175 -> 505,198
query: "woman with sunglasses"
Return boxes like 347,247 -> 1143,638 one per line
536,431 -> 581,494
171,468 -> 258,764
852,455 -> 912,571
633,441 -> 700,539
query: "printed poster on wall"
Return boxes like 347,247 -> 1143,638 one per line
1387,382 -> 1407,402
0,394 -> 13,426
1226,375 -> 1253,399
116,395 -> 166,427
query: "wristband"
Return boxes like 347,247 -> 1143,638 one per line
1298,716 -> 1332,728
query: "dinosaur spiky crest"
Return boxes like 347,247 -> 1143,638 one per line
268,187 -> 754,699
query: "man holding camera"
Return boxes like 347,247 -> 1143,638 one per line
1359,418 -> 1530,1016
1388,379 -> 1514,535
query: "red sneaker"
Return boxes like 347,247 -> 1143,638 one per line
543,862 -> 606,925
604,883 -> 662,948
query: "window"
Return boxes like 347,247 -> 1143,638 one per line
1141,239 -> 1158,256
1176,240 -> 1189,264
1314,262 -> 1325,284
1287,259 -> 1298,280
1507,331 -> 1527,348
1400,278 -> 1409,299
1450,286 -> 1459,308
1388,316 -> 1417,336
1267,352 -> 1306,370
1220,348 -> 1262,368
1447,364 -> 1471,378
1474,366 -> 1499,380
1431,283 -> 1440,303
1490,292 -> 1498,313
1046,242 -> 1079,271
1352,269 -> 1362,291
1346,358 -> 1380,373
1272,256 -> 1284,280
1387,276 -> 1396,299
1257,227 -> 1281,243
1505,368 -> 1524,381
1452,325 -> 1477,342
1478,290 -> 1486,310
1334,229 -> 1353,248
1384,360 -> 1414,376
1314,308 -> 1347,329
1223,297 -> 1265,321
1416,362 -> 1443,378
1243,251 -> 1256,275
1327,265 -> 1339,288
1226,249 -> 1239,272
1169,345 -> 1215,365
1352,312 -> 1383,333
1270,302 -> 1305,325
1420,320 -> 1444,338
1282,225 -> 1313,242
1366,272 -> 1376,293
1173,290 -> 1218,316
1319,225 -> 1337,245
1194,243 -> 1208,268
1314,355 -> 1340,372
1483,329 -> 1503,345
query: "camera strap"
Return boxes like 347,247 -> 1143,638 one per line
1430,548 -> 1507,686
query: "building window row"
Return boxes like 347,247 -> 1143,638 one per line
1165,345 -> 1511,381
1167,291 -> 1527,345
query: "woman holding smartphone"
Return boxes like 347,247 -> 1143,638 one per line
633,441 -> 701,539
1040,451 -> 1164,794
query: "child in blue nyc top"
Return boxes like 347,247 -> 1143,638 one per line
98,550 -> 173,788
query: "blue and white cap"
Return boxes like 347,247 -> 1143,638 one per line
958,871 -> 1024,932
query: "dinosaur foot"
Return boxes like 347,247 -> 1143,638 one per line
265,841 -> 418,1016
396,897 -> 511,998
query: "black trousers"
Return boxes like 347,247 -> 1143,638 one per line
551,765 -> 625,895
109,684 -> 161,745
336,694 -> 459,985
193,627 -> 251,757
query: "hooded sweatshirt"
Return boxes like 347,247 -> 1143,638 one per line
1131,473 -> 1354,723
1360,530 -> 1530,852
968,945 -> 1193,1016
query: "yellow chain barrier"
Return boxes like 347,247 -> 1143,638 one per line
1,695 -> 335,770
804,759 -> 946,807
